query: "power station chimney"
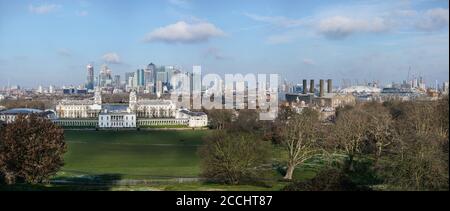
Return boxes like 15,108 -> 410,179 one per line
319,79 -> 324,97
327,79 -> 333,93
310,80 -> 315,94
303,79 -> 308,94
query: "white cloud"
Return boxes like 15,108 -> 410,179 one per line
143,21 -> 225,44
28,4 -> 60,14
244,13 -> 304,28
317,16 -> 390,39
415,8 -> 449,31
102,52 -> 121,64
76,11 -> 89,17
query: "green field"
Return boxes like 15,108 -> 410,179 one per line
2,130 -> 318,191
61,130 -> 207,179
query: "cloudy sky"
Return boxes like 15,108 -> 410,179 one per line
0,0 -> 448,87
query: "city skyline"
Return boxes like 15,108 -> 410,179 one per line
0,0 -> 449,87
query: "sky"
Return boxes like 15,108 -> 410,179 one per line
0,0 -> 449,88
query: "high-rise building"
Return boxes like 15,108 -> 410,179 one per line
125,72 -> 134,85
192,65 -> 202,93
99,64 -> 113,87
114,75 -> 121,87
86,64 -> 95,90
146,63 -> 157,85
136,69 -> 145,87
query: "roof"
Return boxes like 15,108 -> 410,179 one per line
339,86 -> 382,94
0,108 -> 44,115
58,99 -> 95,105
179,109 -> 207,116
137,100 -> 175,106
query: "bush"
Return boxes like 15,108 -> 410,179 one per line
282,168 -> 372,191
198,131 -> 272,185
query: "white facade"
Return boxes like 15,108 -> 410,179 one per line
99,111 -> 136,128
129,90 -> 177,118
54,90 -> 208,128
177,109 -> 208,128
56,90 -> 102,118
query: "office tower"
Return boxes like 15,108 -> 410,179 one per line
136,69 -> 145,87
99,64 -> 113,87
86,64 -> 95,90
193,65 -> 202,93
114,75 -> 121,87
125,72 -> 134,86
146,63 -> 157,84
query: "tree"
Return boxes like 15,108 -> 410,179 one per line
333,107 -> 370,171
362,103 -> 398,158
229,109 -> 262,133
281,108 -> 321,180
0,114 -> 67,184
379,99 -> 449,190
198,131 -> 271,185
282,167 -> 371,191
207,109 -> 234,130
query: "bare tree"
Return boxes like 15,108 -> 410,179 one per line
281,108 -> 320,180
333,108 -> 369,171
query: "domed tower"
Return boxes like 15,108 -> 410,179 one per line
129,90 -> 137,111
94,88 -> 102,105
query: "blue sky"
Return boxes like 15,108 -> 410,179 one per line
0,0 -> 448,87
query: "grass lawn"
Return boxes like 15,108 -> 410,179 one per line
61,130 -> 207,179
1,130 -> 322,191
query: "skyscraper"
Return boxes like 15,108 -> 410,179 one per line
99,64 -> 113,87
86,64 -> 95,90
136,69 -> 145,87
145,63 -> 156,85
114,75 -> 121,88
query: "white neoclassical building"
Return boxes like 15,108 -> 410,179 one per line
129,91 -> 177,118
98,106 -> 136,128
56,90 -> 102,119
177,109 -> 208,128
54,90 -> 208,128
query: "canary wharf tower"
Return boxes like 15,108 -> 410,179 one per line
86,64 -> 95,90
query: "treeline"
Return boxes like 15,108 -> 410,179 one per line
0,99 -> 53,110
201,96 -> 449,191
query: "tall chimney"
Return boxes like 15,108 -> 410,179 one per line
327,79 -> 333,93
319,79 -> 324,97
303,79 -> 308,94
310,80 -> 315,94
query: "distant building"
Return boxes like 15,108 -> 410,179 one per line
136,69 -> 145,87
0,108 -> 57,124
98,64 -> 113,87
176,109 -> 208,128
54,90 -> 207,128
98,105 -> 136,128
56,89 -> 102,118
86,64 -> 95,90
